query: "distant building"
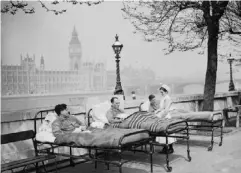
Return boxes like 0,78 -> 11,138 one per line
121,66 -> 157,95
1,27 -> 107,96
106,70 -> 116,90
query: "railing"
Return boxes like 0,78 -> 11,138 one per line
1,90 -> 240,127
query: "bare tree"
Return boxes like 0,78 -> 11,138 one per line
122,1 -> 241,111
1,0 -> 102,15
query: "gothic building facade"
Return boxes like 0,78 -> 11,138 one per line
1,27 -> 107,96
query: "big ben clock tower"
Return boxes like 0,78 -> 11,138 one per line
69,26 -> 82,71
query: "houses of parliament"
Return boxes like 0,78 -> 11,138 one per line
1,27 -> 107,96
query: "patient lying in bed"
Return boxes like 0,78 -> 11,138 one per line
52,104 -> 89,137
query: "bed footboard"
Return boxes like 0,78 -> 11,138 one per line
150,120 -> 191,172
187,111 -> 223,151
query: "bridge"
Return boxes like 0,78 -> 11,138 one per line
124,78 -> 241,95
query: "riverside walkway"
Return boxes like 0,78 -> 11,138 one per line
58,127 -> 241,173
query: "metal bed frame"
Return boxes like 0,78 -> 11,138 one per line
34,109 -> 153,173
139,102 -> 224,151
186,112 -> 223,151
87,108 -> 191,172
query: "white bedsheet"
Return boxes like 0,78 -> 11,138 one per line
36,131 -> 56,143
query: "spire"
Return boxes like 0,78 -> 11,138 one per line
72,26 -> 78,37
40,55 -> 44,65
70,26 -> 80,45
40,55 -> 45,70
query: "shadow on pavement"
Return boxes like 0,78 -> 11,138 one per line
55,151 -> 186,173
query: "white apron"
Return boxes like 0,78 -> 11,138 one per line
156,95 -> 176,144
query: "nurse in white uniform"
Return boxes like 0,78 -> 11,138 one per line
155,84 -> 176,154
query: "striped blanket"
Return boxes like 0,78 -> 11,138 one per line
111,111 -> 187,134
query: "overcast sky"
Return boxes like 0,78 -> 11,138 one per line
1,1 -> 240,81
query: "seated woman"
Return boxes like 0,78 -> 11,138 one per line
154,85 -> 172,119
154,84 -> 175,154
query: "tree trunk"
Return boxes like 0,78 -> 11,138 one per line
202,20 -> 219,111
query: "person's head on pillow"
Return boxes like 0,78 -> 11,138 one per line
54,104 -> 69,117
110,97 -> 120,109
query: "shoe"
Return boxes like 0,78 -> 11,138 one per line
159,145 -> 174,154
169,144 -> 174,154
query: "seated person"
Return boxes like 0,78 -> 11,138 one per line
148,94 -> 160,113
155,84 -> 175,154
52,104 -> 86,137
155,85 -> 172,119
106,97 -> 126,124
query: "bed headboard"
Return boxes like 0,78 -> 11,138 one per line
86,105 -> 142,127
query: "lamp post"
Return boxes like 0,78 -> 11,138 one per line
227,53 -> 235,91
112,34 -> 125,99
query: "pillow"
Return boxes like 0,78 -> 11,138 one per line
45,112 -> 57,124
92,101 -> 111,124
39,112 -> 57,133
90,121 -> 105,129
141,100 -> 150,111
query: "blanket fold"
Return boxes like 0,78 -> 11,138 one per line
54,127 -> 149,148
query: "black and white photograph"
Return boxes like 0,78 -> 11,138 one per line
1,1 -> 241,173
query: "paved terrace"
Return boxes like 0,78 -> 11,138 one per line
48,127 -> 241,173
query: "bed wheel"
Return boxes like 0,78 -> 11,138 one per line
207,146 -> 213,151
219,142 -> 222,146
167,166 -> 172,172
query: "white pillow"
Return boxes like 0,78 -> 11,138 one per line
92,101 -> 111,124
141,100 -> 150,111
39,112 -> 57,133
90,121 -> 105,129
45,112 -> 57,125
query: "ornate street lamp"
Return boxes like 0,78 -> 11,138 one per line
112,34 -> 125,99
227,53 -> 235,91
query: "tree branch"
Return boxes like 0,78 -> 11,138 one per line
1,0 -> 102,15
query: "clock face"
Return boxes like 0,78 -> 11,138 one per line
69,47 -> 81,53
